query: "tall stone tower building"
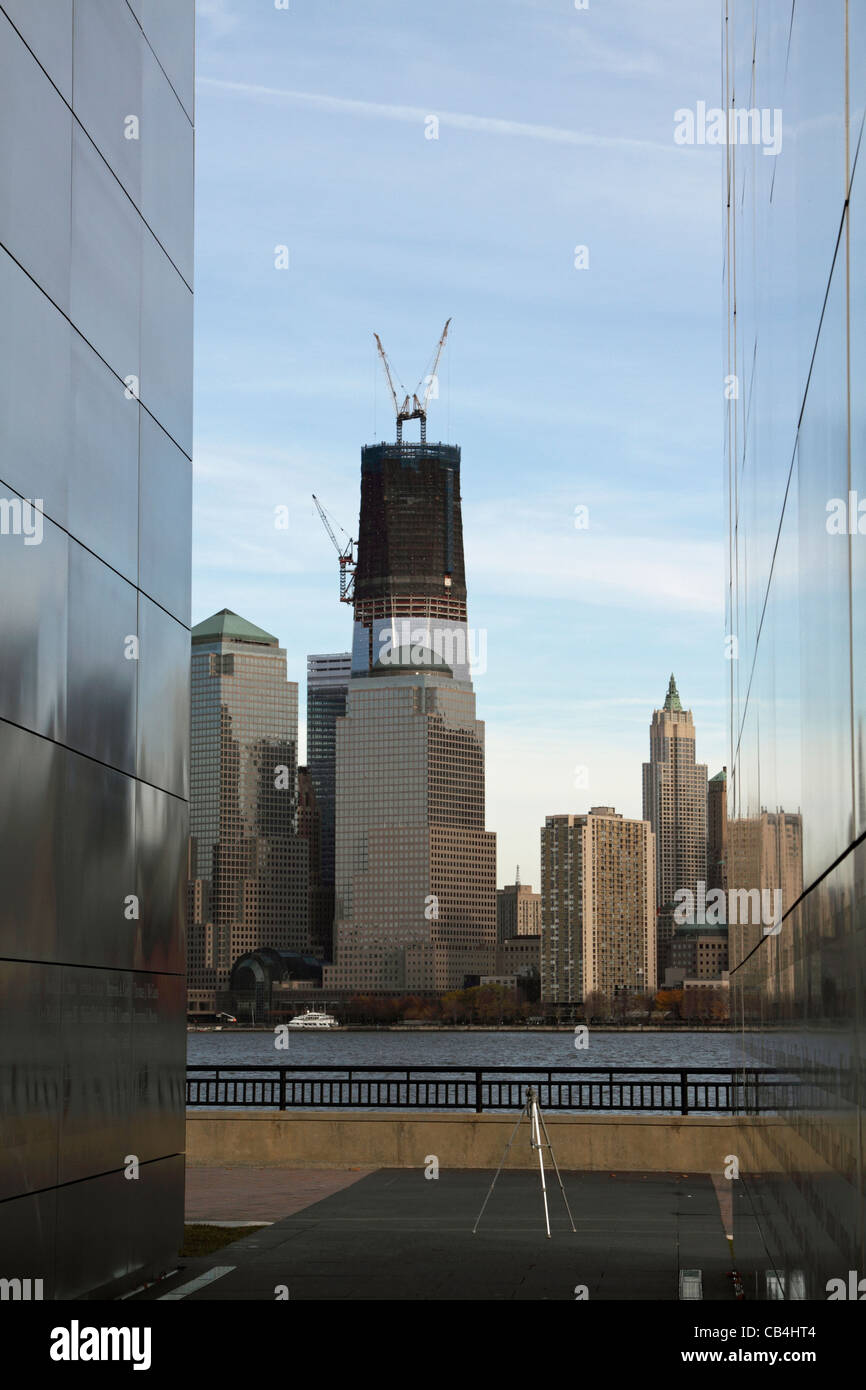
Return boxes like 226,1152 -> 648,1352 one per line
324,390 -> 495,993
187,611 -> 310,1012
642,675 -> 708,909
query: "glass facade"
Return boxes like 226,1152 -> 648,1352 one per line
187,612 -> 310,1012
306,652 -> 351,961
724,0 -> 865,1296
325,666 -> 496,993
0,0 -> 193,1298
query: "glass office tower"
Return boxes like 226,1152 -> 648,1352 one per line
325,432 -> 496,993
307,652 -> 351,961
0,2 -> 194,1298
724,0 -> 864,1297
187,611 -> 310,1013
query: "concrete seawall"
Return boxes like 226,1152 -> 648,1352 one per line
186,1110 -> 805,1173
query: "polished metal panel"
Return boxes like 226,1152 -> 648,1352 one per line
71,0 -> 142,207
0,723 -> 61,964
142,42 -> 194,285
0,0 -> 72,102
0,248 -> 71,527
135,780 -> 187,975
137,595 -> 190,798
60,747 -> 136,970
69,121 -> 141,381
138,410 -> 192,623
1,0 -> 192,1301
124,1153 -> 185,1289
54,1166 -> 132,1299
0,1189 -> 57,1301
69,332 -> 140,581
140,228 -> 193,455
0,12 -> 71,309
725,0 -> 864,1298
848,163 -> 866,841
55,1154 -> 185,1301
57,966 -> 132,1186
139,0 -> 194,121
0,961 -> 62,1201
0,499 -> 68,740
796,260 -> 850,882
66,538 -> 138,772
130,973 -> 186,1160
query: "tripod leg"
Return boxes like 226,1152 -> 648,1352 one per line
531,1095 -> 552,1239
537,1104 -> 577,1233
473,1098 -> 529,1234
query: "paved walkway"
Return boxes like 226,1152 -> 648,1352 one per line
137,1169 -> 765,1301
185,1166 -> 375,1223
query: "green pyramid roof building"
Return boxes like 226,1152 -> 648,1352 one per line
662,673 -> 682,712
191,609 -> 279,647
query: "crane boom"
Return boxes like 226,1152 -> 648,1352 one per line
312,494 -> 356,603
312,494 -> 341,553
418,317 -> 451,418
373,334 -> 401,418
374,319 -> 451,443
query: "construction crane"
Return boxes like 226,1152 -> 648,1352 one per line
312,494 -> 356,603
374,318 -> 451,443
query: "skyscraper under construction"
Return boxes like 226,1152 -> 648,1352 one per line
323,327 -> 495,993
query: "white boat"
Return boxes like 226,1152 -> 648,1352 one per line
287,1009 -> 338,1029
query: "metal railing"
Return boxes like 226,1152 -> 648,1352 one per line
186,1066 -> 789,1114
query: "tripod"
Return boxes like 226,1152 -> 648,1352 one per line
473,1087 -> 577,1238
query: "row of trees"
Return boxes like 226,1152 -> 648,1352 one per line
322,983 -> 729,1025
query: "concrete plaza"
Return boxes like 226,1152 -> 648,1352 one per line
131,1168 -> 765,1301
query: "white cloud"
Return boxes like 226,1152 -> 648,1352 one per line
196,76 -> 678,156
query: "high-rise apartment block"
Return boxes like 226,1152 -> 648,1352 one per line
642,675 -> 708,908
0,1 -> 194,1297
187,611 -> 310,1012
496,879 -> 542,942
540,808 -> 656,1005
325,408 -> 496,993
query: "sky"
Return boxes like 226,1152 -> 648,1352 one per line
192,0 -> 728,887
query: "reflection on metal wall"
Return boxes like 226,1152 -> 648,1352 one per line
0,1 -> 193,1298
724,0 -> 865,1298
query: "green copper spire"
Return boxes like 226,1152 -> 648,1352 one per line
663,673 -> 682,712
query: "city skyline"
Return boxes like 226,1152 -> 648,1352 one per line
191,0 -> 727,884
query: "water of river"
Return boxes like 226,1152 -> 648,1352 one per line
187,1029 -> 744,1070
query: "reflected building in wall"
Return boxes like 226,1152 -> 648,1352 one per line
724,0 -> 864,1297
707,768 -> 728,893
324,422 -> 496,993
0,2 -> 194,1297
187,611 -> 310,1013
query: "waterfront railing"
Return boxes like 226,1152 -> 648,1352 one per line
186,1065 -> 789,1114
